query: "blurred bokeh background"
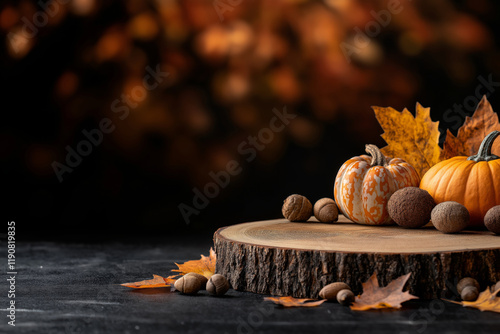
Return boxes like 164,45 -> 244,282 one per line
1,0 -> 500,238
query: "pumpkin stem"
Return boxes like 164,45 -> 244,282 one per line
365,144 -> 387,166
467,130 -> 500,162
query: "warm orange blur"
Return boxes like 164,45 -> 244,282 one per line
1,0 -> 499,234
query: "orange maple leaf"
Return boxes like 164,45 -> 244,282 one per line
121,248 -> 216,289
441,96 -> 500,160
445,287 -> 500,313
121,274 -> 177,289
171,247 -> 216,279
373,103 -> 442,178
350,273 -> 418,311
264,296 -> 327,308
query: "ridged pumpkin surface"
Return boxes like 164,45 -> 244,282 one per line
420,157 -> 500,227
334,155 -> 420,225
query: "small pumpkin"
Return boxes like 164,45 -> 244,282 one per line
334,144 -> 420,225
420,130 -> 500,227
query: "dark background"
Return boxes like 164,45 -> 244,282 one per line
1,0 -> 500,239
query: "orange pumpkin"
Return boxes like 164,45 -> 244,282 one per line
334,144 -> 420,225
420,130 -> 500,228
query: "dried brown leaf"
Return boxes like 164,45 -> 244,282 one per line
350,273 -> 418,311
264,296 -> 327,308
373,103 -> 442,178
441,96 -> 500,159
264,296 -> 326,307
121,274 -> 177,289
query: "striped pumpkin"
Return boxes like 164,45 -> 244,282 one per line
334,145 -> 420,225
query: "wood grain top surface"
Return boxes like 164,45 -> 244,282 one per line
217,216 -> 500,254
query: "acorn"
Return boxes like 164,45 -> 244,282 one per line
174,275 -> 203,294
206,274 -> 230,296
387,187 -> 436,228
457,277 -> 480,294
319,282 -> 351,301
282,194 -> 313,222
337,289 -> 355,306
461,286 -> 479,301
313,198 -> 339,223
484,205 -> 500,234
185,272 -> 208,289
431,202 -> 469,233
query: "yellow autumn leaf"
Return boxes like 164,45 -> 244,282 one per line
445,287 -> 500,313
461,287 -> 500,313
171,248 -> 216,279
373,103 -> 442,178
121,248 -> 216,289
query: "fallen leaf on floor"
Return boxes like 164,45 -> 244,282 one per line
373,103 -> 442,178
441,96 -> 500,160
172,247 -> 216,279
121,248 -> 215,289
121,274 -> 177,289
445,287 -> 500,313
350,273 -> 418,311
264,296 -> 327,308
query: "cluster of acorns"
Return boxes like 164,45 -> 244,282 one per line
281,190 -> 500,234
314,277 -> 500,305
174,273 -> 230,296
318,282 -> 354,306
457,277 -> 500,301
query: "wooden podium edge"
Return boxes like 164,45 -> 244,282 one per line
213,220 -> 500,299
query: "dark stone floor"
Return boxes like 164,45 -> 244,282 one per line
1,236 -> 500,334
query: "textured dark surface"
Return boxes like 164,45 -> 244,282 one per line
1,236 -> 500,334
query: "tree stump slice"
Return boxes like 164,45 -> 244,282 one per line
214,216 -> 500,299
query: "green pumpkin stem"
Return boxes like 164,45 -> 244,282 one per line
366,144 -> 387,167
467,130 -> 500,162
